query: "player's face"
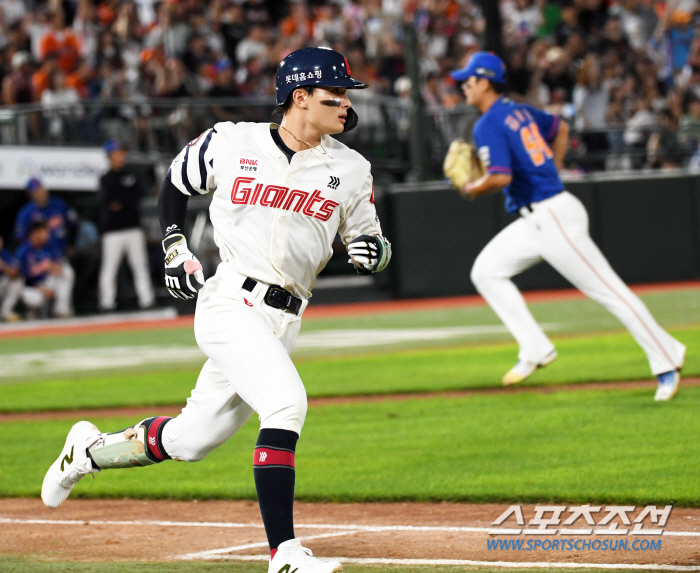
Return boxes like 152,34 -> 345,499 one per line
31,185 -> 49,207
462,76 -> 487,106
308,87 -> 351,135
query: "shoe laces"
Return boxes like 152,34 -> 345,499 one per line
285,544 -> 315,562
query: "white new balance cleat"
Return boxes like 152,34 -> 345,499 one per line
268,539 -> 342,573
41,421 -> 101,508
654,370 -> 680,401
502,350 -> 557,386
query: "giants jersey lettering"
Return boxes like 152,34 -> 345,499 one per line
473,98 -> 564,214
168,122 -> 381,298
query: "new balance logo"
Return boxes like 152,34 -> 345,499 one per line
259,452 -> 268,462
328,176 -> 340,190
277,565 -> 299,573
60,446 -> 74,472
148,437 -> 156,446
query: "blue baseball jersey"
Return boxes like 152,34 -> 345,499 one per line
0,247 -> 18,276
15,241 -> 61,286
14,197 -> 77,255
473,97 -> 564,214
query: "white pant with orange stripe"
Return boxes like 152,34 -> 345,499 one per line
470,191 -> 685,375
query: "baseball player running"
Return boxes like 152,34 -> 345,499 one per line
41,47 -> 391,573
445,52 -> 685,401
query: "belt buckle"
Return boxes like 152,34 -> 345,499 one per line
265,286 -> 294,313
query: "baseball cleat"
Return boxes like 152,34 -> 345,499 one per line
41,421 -> 101,508
268,539 -> 342,573
654,370 -> 680,401
502,350 -> 557,386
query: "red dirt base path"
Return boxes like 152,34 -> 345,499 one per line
1,499 -> 699,567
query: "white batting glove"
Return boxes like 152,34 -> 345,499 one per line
162,233 -> 204,299
347,234 -> 392,275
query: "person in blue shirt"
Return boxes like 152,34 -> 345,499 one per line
0,235 -> 23,321
449,52 -> 686,401
14,177 -> 78,256
16,221 -> 75,318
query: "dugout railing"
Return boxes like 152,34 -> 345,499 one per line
1,97 -> 696,179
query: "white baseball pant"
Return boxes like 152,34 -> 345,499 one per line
471,191 -> 686,375
22,262 -> 75,316
0,275 -> 23,318
161,262 -> 308,462
98,228 -> 155,310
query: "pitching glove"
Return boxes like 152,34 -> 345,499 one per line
162,233 -> 204,299
348,234 -> 392,275
443,139 -> 485,192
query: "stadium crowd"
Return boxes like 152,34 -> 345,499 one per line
1,0 -> 699,165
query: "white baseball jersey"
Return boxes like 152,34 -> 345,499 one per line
168,121 -> 381,298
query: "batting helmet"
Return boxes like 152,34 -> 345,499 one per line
275,47 -> 368,106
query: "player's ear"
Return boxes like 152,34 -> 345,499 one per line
292,88 -> 309,110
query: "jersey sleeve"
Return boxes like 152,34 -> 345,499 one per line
473,117 -> 512,176
525,105 -> 560,143
338,168 -> 382,245
168,126 -> 218,196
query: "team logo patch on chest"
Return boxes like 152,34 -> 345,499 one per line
238,157 -> 263,174
230,177 -> 340,221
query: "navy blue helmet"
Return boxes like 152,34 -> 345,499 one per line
275,47 -> 368,106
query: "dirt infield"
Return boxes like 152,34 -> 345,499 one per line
1,498 -> 699,567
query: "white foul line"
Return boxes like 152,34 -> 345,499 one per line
190,555 -> 700,571
175,530 -> 361,560
1,517 -> 697,537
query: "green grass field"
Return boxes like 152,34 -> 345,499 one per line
3,385 -> 699,505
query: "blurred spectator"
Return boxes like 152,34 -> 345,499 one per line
679,96 -> 700,149
15,177 -> 78,257
17,220 -> 75,318
207,59 -> 240,122
97,140 -> 154,311
648,108 -> 684,168
2,51 -> 33,105
0,235 -> 22,322
40,68 -> 82,140
39,10 -> 81,74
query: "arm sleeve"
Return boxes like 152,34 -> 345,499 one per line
526,105 -> 561,142
168,126 -> 218,196
158,175 -> 189,235
473,118 -> 512,176
338,168 -> 383,245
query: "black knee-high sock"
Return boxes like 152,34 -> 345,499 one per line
253,429 -> 298,555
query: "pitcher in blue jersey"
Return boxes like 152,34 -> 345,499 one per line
450,52 -> 685,401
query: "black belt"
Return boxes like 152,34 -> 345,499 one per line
519,190 -> 565,217
242,277 -> 303,316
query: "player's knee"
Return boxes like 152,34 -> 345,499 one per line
470,257 -> 494,289
260,394 -> 308,435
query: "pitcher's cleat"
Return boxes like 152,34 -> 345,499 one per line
654,370 -> 680,401
41,421 -> 101,508
268,539 -> 342,573
502,350 -> 557,386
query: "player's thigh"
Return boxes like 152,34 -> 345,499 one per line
194,295 -> 307,433
471,217 -> 543,284
163,358 -> 255,461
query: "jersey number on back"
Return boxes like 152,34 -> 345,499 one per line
520,123 -> 553,167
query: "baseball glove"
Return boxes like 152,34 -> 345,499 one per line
443,140 -> 485,192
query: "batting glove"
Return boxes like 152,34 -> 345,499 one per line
348,234 -> 392,275
163,233 -> 204,299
